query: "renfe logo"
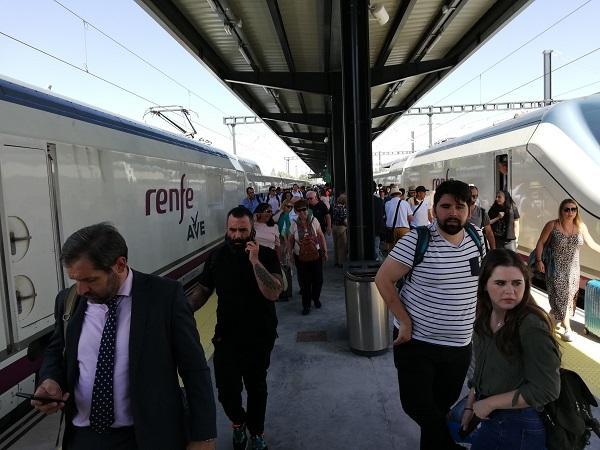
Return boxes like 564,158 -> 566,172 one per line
145,174 -> 193,224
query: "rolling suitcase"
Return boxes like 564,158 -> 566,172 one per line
584,279 -> 600,338
278,264 -> 293,301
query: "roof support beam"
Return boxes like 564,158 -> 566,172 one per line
372,104 -> 407,119
224,72 -> 333,95
286,142 -> 328,152
374,0 -> 418,68
371,58 -> 456,87
278,131 -> 327,142
261,113 -> 330,128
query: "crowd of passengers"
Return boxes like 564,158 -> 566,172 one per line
30,177 -> 600,450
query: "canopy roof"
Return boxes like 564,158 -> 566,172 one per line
137,0 -> 532,174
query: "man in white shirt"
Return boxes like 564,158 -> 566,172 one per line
266,186 -> 281,214
384,187 -> 412,252
408,186 -> 432,227
291,184 -> 303,199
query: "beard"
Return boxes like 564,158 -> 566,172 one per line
225,234 -> 252,252
88,271 -> 120,304
437,218 -> 465,235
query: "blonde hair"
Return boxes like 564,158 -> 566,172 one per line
558,198 -> 581,228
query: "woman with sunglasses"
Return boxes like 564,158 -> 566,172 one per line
254,203 -> 280,255
274,199 -> 293,264
534,199 -> 600,341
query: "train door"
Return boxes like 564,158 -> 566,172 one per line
494,153 -> 510,193
0,138 -> 60,348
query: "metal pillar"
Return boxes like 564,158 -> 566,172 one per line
341,0 -> 374,261
411,130 -> 415,152
543,50 -> 553,106
331,90 -> 346,194
428,112 -> 433,148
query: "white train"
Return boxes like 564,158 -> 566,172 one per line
375,94 -> 600,283
0,76 -> 301,433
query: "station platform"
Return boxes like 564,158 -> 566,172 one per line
9,241 -> 600,449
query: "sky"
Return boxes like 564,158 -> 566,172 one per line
0,0 -> 599,176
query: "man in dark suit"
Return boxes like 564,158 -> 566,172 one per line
33,223 -> 216,449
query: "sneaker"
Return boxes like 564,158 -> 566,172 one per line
302,307 -> 310,315
314,300 -> 322,308
562,330 -> 574,342
250,434 -> 268,450
232,423 -> 248,450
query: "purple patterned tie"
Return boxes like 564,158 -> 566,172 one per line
89,296 -> 119,433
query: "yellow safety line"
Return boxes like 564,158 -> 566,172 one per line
194,293 -> 218,360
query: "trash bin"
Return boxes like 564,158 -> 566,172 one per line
344,260 -> 390,355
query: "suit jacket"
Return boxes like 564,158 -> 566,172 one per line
39,270 -> 217,449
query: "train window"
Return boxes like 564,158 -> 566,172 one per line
496,154 -> 509,192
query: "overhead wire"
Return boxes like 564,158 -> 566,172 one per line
0,29 -> 233,142
431,0 -> 593,105
52,0 -> 228,115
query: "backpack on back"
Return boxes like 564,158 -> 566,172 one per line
297,218 -> 320,262
542,368 -> 600,450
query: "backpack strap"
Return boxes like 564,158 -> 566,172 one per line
407,226 -> 431,281
391,198 -> 402,228
62,285 -> 79,357
464,222 -> 484,258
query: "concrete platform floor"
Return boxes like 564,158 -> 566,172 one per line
9,240 -> 600,449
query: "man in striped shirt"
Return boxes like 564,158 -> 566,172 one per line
375,180 -> 485,450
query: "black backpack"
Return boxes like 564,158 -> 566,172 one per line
542,368 -> 600,450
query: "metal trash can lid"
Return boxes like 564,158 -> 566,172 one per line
344,260 -> 381,282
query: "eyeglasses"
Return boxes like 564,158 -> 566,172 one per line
563,207 -> 577,213
471,195 -> 478,199
295,207 -> 308,212
263,210 -> 272,214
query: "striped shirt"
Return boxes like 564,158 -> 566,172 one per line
389,221 -> 485,347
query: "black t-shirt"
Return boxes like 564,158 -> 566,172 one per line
489,203 -> 520,240
197,244 -> 281,341
310,200 -> 330,233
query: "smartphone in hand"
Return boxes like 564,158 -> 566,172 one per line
16,392 -> 65,404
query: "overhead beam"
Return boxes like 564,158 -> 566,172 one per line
286,142 -> 328,152
372,104 -> 407,119
261,112 -> 330,128
371,58 -> 456,87
224,71 -> 333,95
374,0 -> 418,68
278,131 -> 327,142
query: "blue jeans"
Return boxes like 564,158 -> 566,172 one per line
471,407 -> 546,450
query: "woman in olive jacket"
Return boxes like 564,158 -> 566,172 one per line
462,249 -> 560,450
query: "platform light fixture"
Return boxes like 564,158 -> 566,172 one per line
369,3 -> 389,26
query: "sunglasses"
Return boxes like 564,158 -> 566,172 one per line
262,210 -> 272,214
471,194 -> 478,199
563,207 -> 577,213
295,207 -> 308,212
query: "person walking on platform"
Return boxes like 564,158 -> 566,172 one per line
331,193 -> 348,267
463,249 -> 560,450
534,198 -> 600,341
190,207 -> 283,450
408,185 -> 432,228
289,199 -> 327,315
468,185 -> 495,250
373,181 -> 386,261
306,190 -> 332,236
488,190 -> 520,251
241,186 -> 261,213
33,223 -> 216,450
253,203 -> 280,253
375,180 -> 485,450
383,186 -> 412,252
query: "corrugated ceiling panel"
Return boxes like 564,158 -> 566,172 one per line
424,0 -> 494,60
173,0 -> 246,70
278,0 -> 322,71
233,1 -> 289,71
385,0 -> 444,65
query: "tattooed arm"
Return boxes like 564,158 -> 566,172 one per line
246,240 -> 283,301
